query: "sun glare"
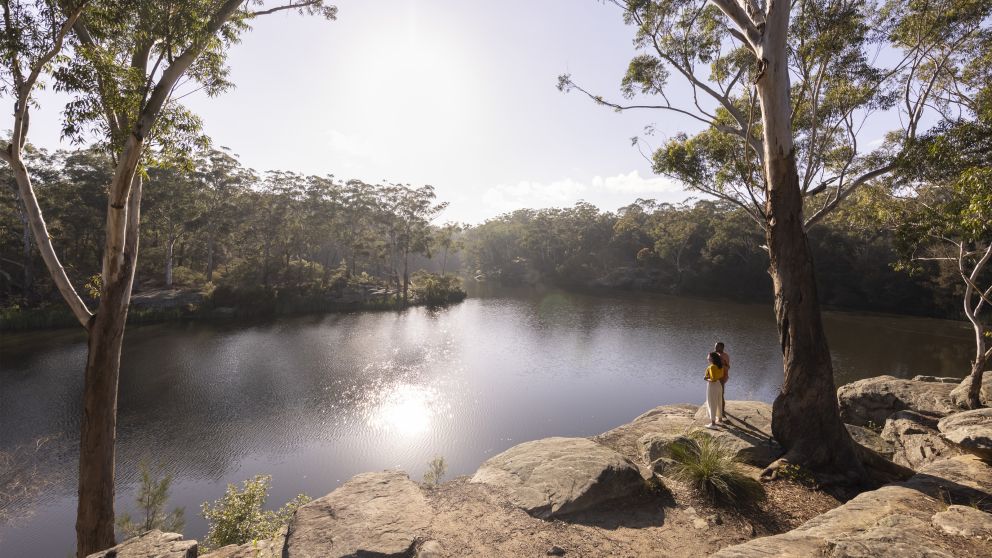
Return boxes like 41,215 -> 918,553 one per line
368,383 -> 437,437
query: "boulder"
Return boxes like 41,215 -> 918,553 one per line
713,485 -> 952,557
593,404 -> 697,464
881,410 -> 962,470
903,454 -> 992,508
470,437 -> 644,519
845,423 -> 894,459
639,431 -> 687,463
283,471 -> 430,558
714,455 -> 992,558
938,408 -> 992,461
911,375 -> 961,384
838,375 -> 958,427
690,400 -> 782,466
932,505 -> 992,539
86,530 -> 196,558
985,373 -> 992,406
199,527 -> 285,558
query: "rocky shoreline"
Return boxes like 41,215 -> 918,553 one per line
90,375 -> 992,558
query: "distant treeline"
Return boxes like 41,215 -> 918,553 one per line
0,146 -> 963,324
462,198 -> 962,320
1,146 -> 464,326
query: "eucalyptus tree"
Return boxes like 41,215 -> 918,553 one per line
0,1 -> 336,554
891,3 -> 992,409
194,148 -> 255,283
435,221 -> 464,276
895,108 -> 992,409
144,165 -> 207,287
557,0 -> 986,481
384,184 -> 447,304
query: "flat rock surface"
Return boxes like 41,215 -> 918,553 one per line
199,528 -> 285,558
85,530 -> 196,558
838,375 -> 958,427
690,401 -> 782,466
846,423 -> 894,459
882,410 -> 962,469
905,454 -> 992,506
713,454 -> 992,558
283,471 -> 429,558
938,407 -> 992,460
932,505 -> 992,539
593,404 -> 697,464
470,436 -> 644,518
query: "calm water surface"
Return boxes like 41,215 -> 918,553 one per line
0,288 -> 974,556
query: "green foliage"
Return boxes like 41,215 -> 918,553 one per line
411,273 -> 467,307
200,475 -> 311,550
422,456 -> 447,487
116,462 -> 185,539
667,432 -> 765,505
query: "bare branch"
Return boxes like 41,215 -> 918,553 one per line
710,0 -> 761,50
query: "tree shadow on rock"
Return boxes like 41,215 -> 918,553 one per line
555,479 -> 675,530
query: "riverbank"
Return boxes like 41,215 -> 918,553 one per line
0,279 -> 467,331
87,375 -> 992,557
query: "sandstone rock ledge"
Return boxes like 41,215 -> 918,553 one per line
469,436 -> 645,519
86,530 -> 196,558
94,388 -> 992,558
713,455 -> 992,558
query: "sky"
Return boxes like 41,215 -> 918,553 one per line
6,0 -> 907,224
12,0 -> 708,224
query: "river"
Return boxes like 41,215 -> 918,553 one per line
0,288 -> 974,555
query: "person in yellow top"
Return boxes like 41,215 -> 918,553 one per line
704,352 -> 725,429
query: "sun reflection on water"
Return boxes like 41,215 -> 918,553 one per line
367,382 -> 438,437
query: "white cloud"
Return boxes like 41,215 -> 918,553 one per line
482,178 -> 589,213
591,170 -> 681,194
477,170 -> 690,221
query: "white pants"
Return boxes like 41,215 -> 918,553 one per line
706,381 -> 724,423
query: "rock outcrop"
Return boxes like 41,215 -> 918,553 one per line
199,528 -> 284,558
713,455 -> 992,558
838,375 -> 959,427
938,407 -> 992,461
881,410 -> 963,469
689,401 -> 782,466
845,423 -> 894,459
283,471 -> 430,558
470,436 -> 644,518
86,530 -> 196,558
931,505 -> 992,538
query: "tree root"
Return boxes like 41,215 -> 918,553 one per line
760,444 -> 914,489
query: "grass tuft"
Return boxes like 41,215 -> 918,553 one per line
667,431 -> 766,505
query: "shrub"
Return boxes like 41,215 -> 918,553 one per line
169,266 -> 206,287
422,456 -> 447,487
667,432 -> 765,505
411,273 -> 467,306
116,462 -> 185,539
200,475 -> 311,550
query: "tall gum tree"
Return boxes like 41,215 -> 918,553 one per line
0,1 -> 336,555
560,0 -> 988,482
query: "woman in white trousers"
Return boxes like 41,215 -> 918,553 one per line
704,352 -> 725,428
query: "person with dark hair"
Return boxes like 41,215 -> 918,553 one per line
715,342 -> 730,421
704,352 -> 725,428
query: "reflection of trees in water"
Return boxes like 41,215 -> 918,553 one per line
0,433 -> 73,526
